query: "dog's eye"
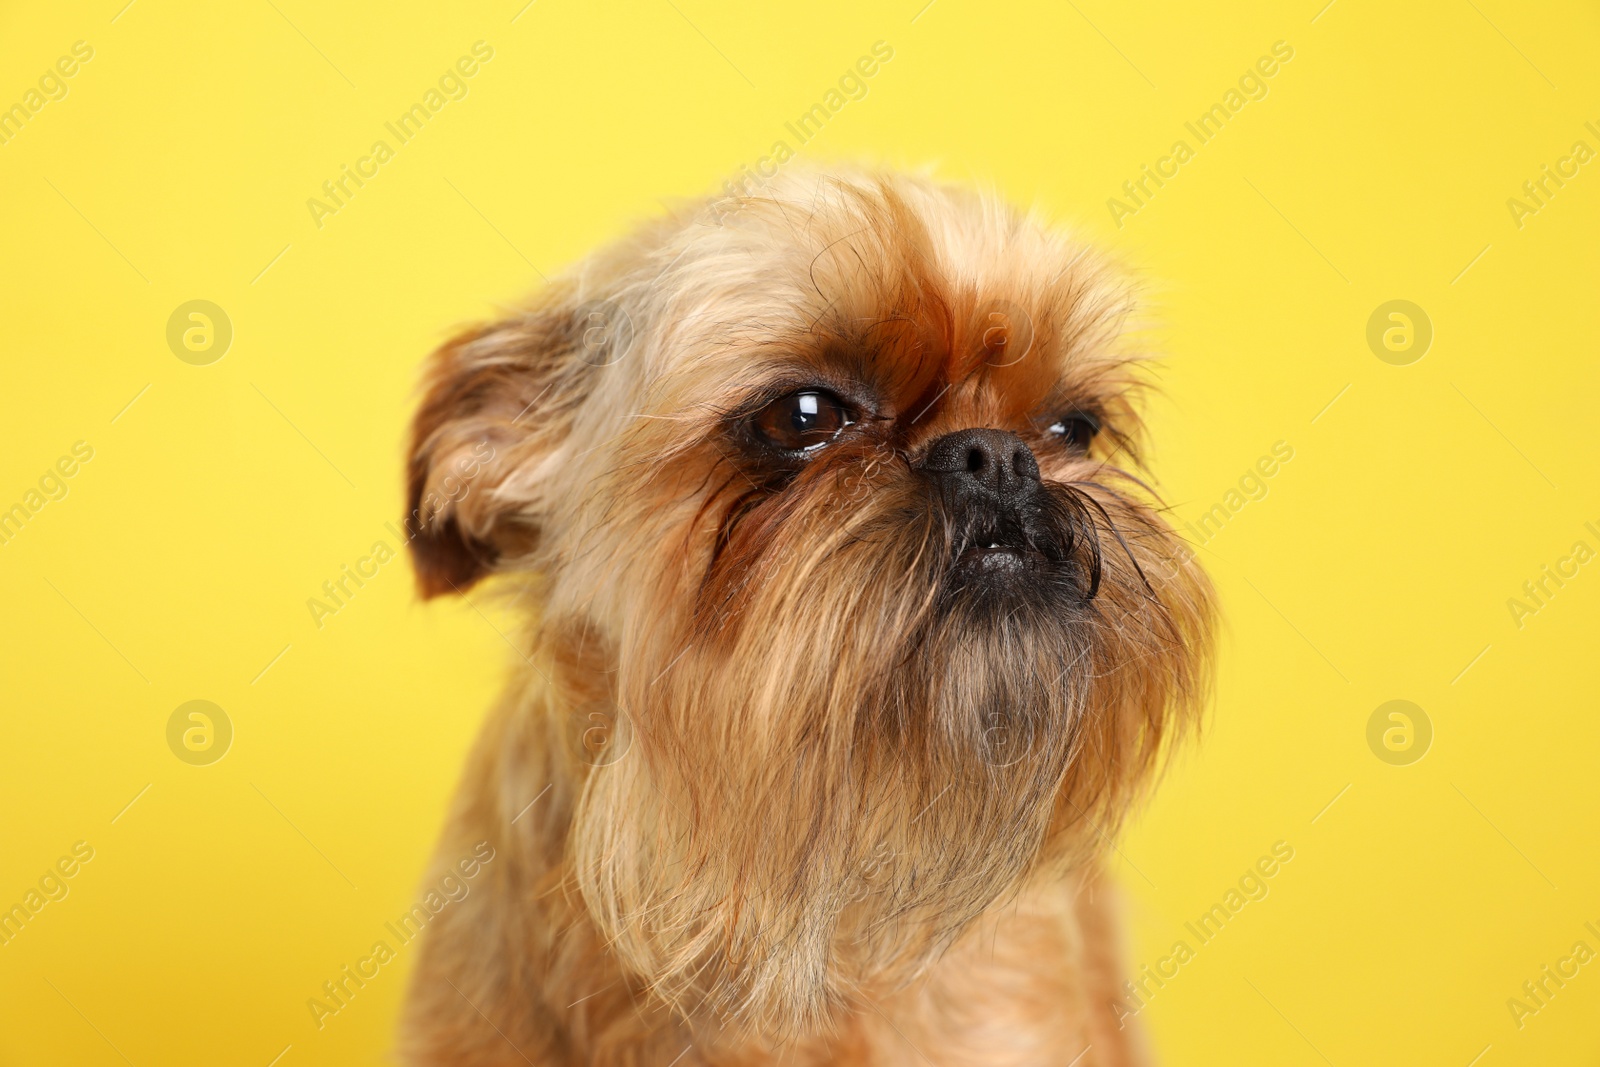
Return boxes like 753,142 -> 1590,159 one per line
1047,412 -> 1100,452
752,390 -> 853,453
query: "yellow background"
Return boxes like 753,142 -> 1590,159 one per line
2,0 -> 1597,1063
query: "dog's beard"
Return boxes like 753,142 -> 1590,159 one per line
568,443 -> 1209,1037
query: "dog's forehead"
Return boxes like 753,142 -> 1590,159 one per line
641,180 -> 1122,424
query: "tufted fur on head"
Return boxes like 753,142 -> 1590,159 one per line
399,166 -> 1214,1066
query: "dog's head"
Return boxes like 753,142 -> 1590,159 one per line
406,168 -> 1213,1034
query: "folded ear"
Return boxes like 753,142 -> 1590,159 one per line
405,284 -> 599,598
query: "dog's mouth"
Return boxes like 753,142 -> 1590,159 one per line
959,543 -> 1033,570
952,517 -> 1058,576
943,491 -> 1102,599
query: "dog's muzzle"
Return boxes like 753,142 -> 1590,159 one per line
917,428 -> 1052,576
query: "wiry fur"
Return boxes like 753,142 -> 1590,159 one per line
398,167 -> 1214,1066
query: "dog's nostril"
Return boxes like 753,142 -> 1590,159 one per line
966,448 -> 985,474
1011,449 -> 1028,478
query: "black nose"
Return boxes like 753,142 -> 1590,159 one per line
918,429 -> 1040,501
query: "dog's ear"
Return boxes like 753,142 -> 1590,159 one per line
405,283 -> 607,598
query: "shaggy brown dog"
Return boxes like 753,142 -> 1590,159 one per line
398,167 -> 1214,1066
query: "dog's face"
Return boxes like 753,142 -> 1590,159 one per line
406,170 -> 1213,1034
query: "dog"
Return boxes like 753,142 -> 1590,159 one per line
397,166 -> 1214,1066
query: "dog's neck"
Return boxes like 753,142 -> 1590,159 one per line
398,642 -> 1145,1066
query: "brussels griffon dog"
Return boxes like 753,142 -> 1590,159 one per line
398,167 -> 1213,1066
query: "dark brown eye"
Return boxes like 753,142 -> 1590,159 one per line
751,390 -> 853,453
1047,412 -> 1100,452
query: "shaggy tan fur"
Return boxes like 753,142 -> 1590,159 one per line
397,167 -> 1214,1066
